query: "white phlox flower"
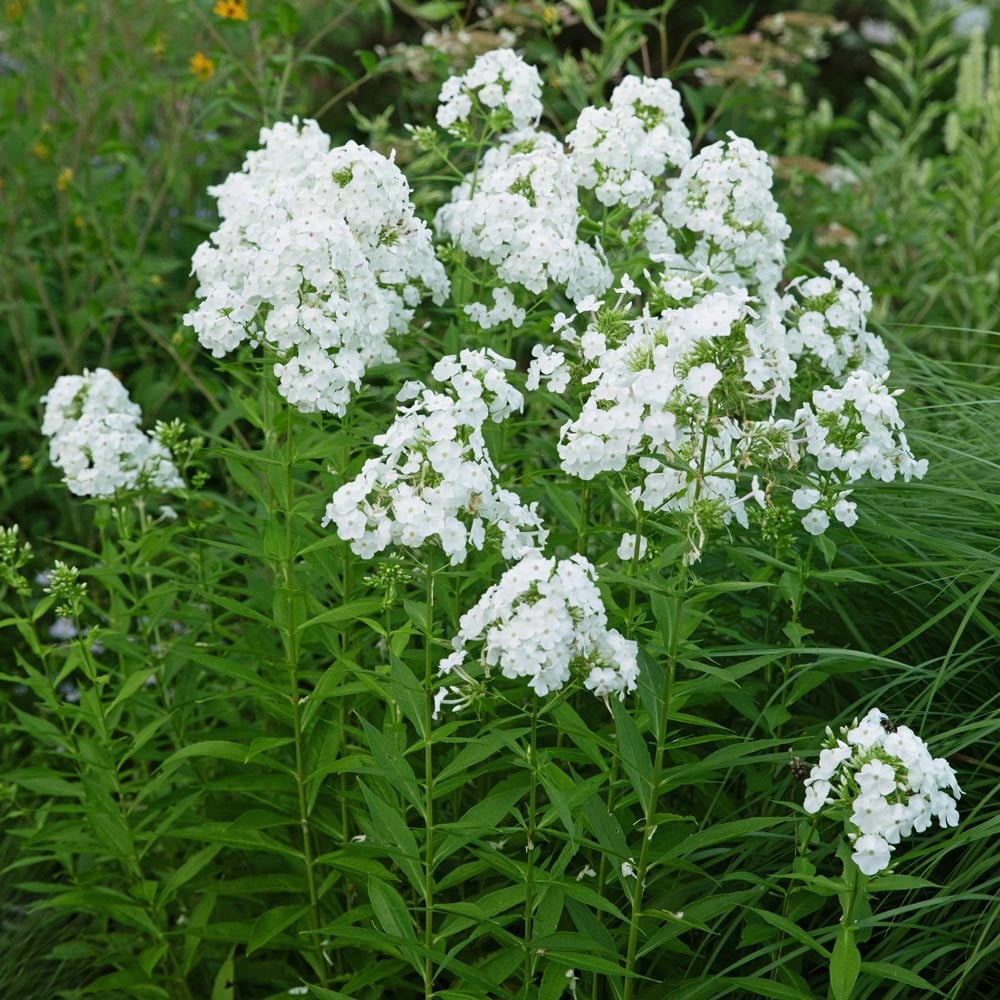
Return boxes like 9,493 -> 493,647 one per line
41,369 -> 182,498
436,552 -> 639,704
184,119 -> 448,416
323,349 -> 546,565
801,708 -> 962,876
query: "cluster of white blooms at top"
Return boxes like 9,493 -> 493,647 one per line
436,47 -> 543,134
802,708 -> 961,876
436,129 -> 612,304
647,134 -> 791,299
323,349 -> 547,565
567,75 -> 691,207
41,369 -> 181,499
436,552 -> 639,703
184,119 -> 449,416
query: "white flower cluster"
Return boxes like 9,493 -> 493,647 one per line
568,75 -> 691,207
783,261 -> 890,378
558,289 -> 772,537
649,134 -> 791,298
436,48 -> 542,134
184,119 -> 448,416
436,552 -> 639,703
436,129 -> 612,303
789,370 -> 928,535
802,708 -> 961,876
554,255 -> 926,547
41,369 -> 182,498
323,349 -> 546,565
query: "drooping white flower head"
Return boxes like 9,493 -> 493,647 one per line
437,552 -> 638,703
436,48 -> 543,134
184,119 -> 449,416
802,708 -> 961,876
41,369 -> 182,498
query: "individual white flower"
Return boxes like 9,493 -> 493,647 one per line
616,532 -> 648,561
801,508 -> 830,536
852,834 -> 892,876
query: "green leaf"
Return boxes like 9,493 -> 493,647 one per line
368,876 -> 417,945
614,700 -> 652,804
859,961 -> 942,995
159,844 -> 224,905
360,717 -> 423,816
830,925 -> 861,1000
358,781 -> 425,894
746,907 -> 831,959
297,597 -> 382,633
211,947 -> 235,1000
389,651 -> 427,739
247,904 -> 310,955
726,977 -> 815,1000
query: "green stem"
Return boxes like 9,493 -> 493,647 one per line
275,401 -> 329,985
524,695 -> 539,998
423,558 -> 437,999
621,564 -> 687,1000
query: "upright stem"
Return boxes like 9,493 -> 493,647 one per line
275,402 -> 328,984
423,559 -> 437,999
523,695 -> 540,998
621,564 -> 687,1000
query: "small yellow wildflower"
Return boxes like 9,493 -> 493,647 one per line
56,167 -> 73,191
6,1 -> 24,22
73,215 -> 84,228
33,141 -> 49,160
150,274 -> 162,287
213,0 -> 248,21
18,454 -> 32,471
189,51 -> 215,82
153,33 -> 166,58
